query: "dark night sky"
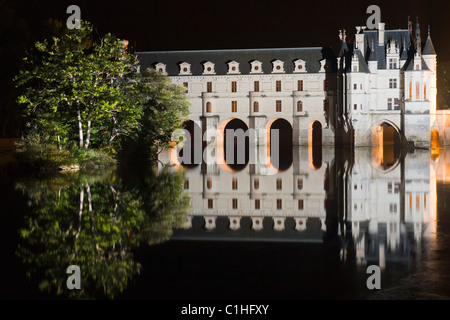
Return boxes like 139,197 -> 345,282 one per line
5,0 -> 450,61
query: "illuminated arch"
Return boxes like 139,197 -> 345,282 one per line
308,121 -> 322,170
217,118 -> 249,172
169,119 -> 201,167
371,120 -> 401,172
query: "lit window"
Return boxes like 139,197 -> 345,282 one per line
277,199 -> 282,210
206,102 -> 212,113
231,81 -> 237,92
297,178 -> 303,190
424,84 -> 427,100
276,81 -> 282,92
254,81 -> 259,92
253,101 -> 259,112
276,100 -> 282,112
409,83 -> 412,100
232,199 -> 238,209
276,178 -> 282,190
231,101 -> 237,112
232,178 -> 238,190
298,199 -> 304,210
207,178 -> 212,189
416,82 -> 420,99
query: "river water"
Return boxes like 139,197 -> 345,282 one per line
1,141 -> 450,300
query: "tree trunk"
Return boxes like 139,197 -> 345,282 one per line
77,110 -> 84,148
76,186 -> 84,242
85,120 -> 91,150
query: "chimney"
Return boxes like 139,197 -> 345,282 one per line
378,22 -> 385,46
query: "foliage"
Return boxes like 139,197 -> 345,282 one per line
15,165 -> 190,299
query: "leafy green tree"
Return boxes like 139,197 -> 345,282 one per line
15,21 -> 141,152
16,165 -> 189,299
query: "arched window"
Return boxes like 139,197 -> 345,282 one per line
206,102 -> 211,113
424,84 -> 427,100
253,101 -> 259,112
409,83 -> 412,100
297,100 -> 303,112
416,82 -> 420,100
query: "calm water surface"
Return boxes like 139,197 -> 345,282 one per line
1,143 -> 450,300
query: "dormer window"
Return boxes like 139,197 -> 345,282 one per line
227,61 -> 240,74
389,58 -> 398,69
319,59 -> 327,72
203,61 -> 215,75
271,60 -> 285,73
293,59 -> 306,73
179,62 -> 191,75
250,60 -> 263,74
155,62 -> 167,75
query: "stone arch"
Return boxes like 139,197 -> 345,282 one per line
170,119 -> 202,167
308,121 -> 322,170
217,117 -> 249,172
264,118 -> 293,171
371,120 -> 402,172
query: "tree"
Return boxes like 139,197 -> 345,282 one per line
16,165 -> 189,299
15,21 -> 142,152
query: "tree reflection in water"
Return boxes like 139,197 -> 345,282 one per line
15,166 -> 190,299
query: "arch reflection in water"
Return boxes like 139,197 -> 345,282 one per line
15,167 -> 189,299
223,118 -> 249,171
371,122 -> 402,171
266,118 -> 293,171
176,146 -> 436,271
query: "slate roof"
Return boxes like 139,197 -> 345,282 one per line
135,47 -> 337,76
423,36 -> 436,55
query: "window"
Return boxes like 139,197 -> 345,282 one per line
394,182 -> 400,194
276,100 -> 282,112
206,102 -> 212,113
390,203 -> 397,213
424,194 -> 427,209
354,184 -> 357,190
354,104 -> 357,110
232,178 -> 238,190
276,178 -> 282,190
254,81 -> 260,92
387,98 -> 392,110
416,194 -> 420,210
298,199 -> 304,210
297,178 -> 303,190
183,82 -> 188,93
253,101 -> 259,112
353,84 -> 357,90
297,100 -> 303,112
394,98 -> 399,110
208,199 -> 213,209
276,80 -> 282,92
409,194 -> 412,212
231,81 -> 237,92
409,83 -> 412,100
388,182 -> 392,193
416,82 -> 420,99
184,178 -> 189,190
389,58 -> 397,69
231,101 -> 237,112
255,199 -> 260,210
207,178 -> 212,189
277,199 -> 282,210
424,84 -> 427,100
324,80 -> 329,90
389,79 -> 397,89
254,178 -> 259,190
232,198 -> 238,209
298,80 -> 303,91
207,82 -> 212,92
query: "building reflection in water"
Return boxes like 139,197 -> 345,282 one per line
160,140 -> 440,272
